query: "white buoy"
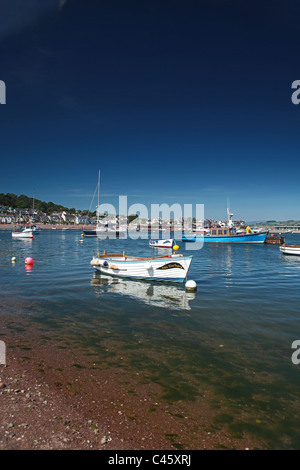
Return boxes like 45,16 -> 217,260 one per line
185,280 -> 197,292
11,256 -> 16,263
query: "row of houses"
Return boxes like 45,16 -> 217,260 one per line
0,205 -> 246,228
0,207 -> 93,225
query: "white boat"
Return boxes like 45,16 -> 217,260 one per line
91,250 -> 192,282
12,226 -> 34,239
193,226 -> 210,234
280,244 -> 300,256
149,238 -> 174,248
84,225 -> 126,237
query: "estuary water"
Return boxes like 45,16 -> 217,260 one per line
1,228 -> 300,448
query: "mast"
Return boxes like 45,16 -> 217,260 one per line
97,169 -> 100,225
227,198 -> 234,228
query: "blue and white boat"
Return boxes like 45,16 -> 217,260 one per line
182,207 -> 268,243
149,238 -> 174,248
182,229 -> 268,243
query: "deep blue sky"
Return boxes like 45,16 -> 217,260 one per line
0,0 -> 300,221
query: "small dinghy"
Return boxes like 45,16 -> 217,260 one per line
90,247 -> 192,282
149,239 -> 174,248
280,244 -> 300,256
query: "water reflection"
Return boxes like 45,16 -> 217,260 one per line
91,273 -> 196,310
25,265 -> 33,275
206,243 -> 233,282
280,252 -> 300,269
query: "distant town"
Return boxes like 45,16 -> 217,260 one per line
0,193 -> 300,231
0,192 -> 246,229
0,193 -> 93,226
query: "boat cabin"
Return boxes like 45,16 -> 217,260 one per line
210,227 -> 234,237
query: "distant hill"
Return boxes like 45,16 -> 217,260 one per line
0,192 -> 89,215
253,220 -> 300,226
0,193 -> 138,223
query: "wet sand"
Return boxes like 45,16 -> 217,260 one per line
0,314 -> 262,451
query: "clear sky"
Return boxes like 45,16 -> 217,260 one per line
0,0 -> 300,222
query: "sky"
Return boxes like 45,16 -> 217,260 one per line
0,0 -> 300,222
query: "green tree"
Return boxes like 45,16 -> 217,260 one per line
17,194 -> 31,209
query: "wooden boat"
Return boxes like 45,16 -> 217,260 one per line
149,238 -> 174,248
280,244 -> 300,256
264,234 -> 285,245
90,249 -> 192,282
12,226 -> 33,239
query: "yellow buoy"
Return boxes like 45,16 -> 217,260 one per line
173,244 -> 179,251
81,233 -> 84,237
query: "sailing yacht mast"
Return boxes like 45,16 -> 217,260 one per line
97,169 -> 100,225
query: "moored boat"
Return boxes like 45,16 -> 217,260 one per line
12,226 -> 34,239
84,226 -> 126,237
82,170 -> 126,238
264,234 -> 285,245
280,244 -> 300,256
182,227 -> 268,243
90,249 -> 192,282
149,238 -> 174,248
183,206 -> 268,243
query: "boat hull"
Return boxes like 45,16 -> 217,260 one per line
149,239 -> 174,248
182,231 -> 268,243
91,255 -> 192,282
83,229 -> 126,238
280,245 -> 300,256
12,229 -> 33,239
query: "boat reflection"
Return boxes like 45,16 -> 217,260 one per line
91,273 -> 196,310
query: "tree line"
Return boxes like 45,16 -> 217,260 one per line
0,193 -> 86,215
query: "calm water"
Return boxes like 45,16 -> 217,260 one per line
2,228 -> 300,448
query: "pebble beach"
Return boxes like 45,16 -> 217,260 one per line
2,225 -> 300,451
0,313 -> 261,450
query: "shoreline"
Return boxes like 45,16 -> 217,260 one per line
0,314 -> 261,450
2,224 -> 300,234
0,224 -> 84,231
